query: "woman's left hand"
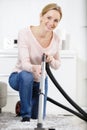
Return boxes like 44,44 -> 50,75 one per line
46,54 -> 53,63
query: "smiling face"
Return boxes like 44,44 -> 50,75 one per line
40,9 -> 61,32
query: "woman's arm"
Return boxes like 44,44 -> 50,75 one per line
18,30 -> 41,81
46,52 -> 61,70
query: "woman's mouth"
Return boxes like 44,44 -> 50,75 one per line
47,25 -> 54,31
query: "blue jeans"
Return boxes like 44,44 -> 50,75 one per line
8,71 -> 48,119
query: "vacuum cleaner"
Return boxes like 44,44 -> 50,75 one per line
15,53 -> 87,130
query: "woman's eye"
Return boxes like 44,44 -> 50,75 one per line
54,19 -> 59,23
47,16 -> 51,20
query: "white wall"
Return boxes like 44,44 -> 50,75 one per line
0,0 -> 87,107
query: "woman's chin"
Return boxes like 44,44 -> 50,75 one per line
46,28 -> 53,32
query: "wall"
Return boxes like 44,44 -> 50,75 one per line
0,0 -> 87,107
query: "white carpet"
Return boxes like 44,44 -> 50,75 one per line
0,112 -> 86,130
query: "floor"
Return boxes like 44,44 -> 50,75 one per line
0,112 -> 87,130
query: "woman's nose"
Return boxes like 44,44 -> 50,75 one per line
49,20 -> 54,27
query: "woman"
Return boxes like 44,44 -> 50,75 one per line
9,3 -> 62,122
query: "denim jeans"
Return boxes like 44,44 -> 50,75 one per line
8,70 -> 48,119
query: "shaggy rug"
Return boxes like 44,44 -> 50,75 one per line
0,112 -> 86,130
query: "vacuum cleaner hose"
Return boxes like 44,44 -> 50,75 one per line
47,97 -> 87,121
46,63 -> 87,121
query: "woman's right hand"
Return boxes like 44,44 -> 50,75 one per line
32,65 -> 41,81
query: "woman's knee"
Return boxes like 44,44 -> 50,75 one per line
19,71 -> 34,83
9,72 -> 19,90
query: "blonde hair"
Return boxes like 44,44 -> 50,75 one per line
41,3 -> 62,21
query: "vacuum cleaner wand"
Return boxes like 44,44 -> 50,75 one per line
35,54 -> 55,130
37,53 -> 46,128
35,53 -> 46,130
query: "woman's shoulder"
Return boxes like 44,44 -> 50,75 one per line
18,26 -> 32,39
19,26 -> 30,34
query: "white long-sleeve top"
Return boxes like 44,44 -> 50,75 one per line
13,26 -> 61,82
